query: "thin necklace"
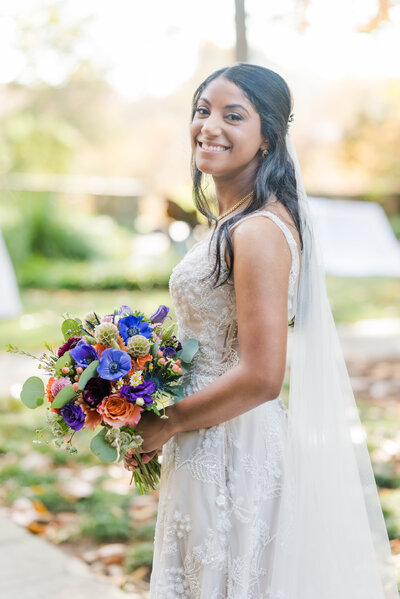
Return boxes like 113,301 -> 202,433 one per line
217,191 -> 254,221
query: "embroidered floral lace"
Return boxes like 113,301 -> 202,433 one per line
150,211 -> 300,599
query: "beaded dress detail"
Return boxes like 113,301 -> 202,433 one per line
150,211 -> 300,599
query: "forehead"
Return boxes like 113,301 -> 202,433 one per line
199,76 -> 255,113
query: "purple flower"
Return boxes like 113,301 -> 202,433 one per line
118,305 -> 133,316
57,336 -> 82,358
120,380 -> 156,406
160,345 -> 176,358
97,348 -> 131,380
171,336 -> 182,351
82,377 -> 111,408
60,403 -> 86,431
118,315 -> 152,343
150,305 -> 170,324
70,340 -> 99,368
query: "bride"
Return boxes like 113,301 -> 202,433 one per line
125,64 -> 399,598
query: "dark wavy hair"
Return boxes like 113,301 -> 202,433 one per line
191,63 -> 302,288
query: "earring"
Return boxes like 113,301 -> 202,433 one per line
262,148 -> 269,158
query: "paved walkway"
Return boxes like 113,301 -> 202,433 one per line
0,510 -> 141,599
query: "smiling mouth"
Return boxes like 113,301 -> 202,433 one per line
198,141 -> 231,152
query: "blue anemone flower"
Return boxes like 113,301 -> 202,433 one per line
118,315 -> 152,343
97,348 -> 131,380
69,339 -> 99,368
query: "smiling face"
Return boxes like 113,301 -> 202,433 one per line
191,76 -> 267,181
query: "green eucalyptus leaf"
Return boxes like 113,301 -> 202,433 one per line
78,360 -> 99,391
52,384 -> 77,409
54,351 -> 71,375
150,342 -> 159,359
90,428 -> 118,463
20,377 -> 45,409
178,338 -> 199,364
61,319 -> 82,341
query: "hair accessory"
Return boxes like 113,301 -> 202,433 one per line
287,112 -> 295,132
217,191 -> 254,221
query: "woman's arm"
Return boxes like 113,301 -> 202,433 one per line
135,216 -> 293,453
167,216 -> 292,435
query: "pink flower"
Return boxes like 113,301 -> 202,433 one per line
51,377 -> 71,397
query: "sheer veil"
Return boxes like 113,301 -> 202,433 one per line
268,133 -> 399,598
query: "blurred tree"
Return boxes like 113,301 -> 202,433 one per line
296,0 -> 399,32
358,0 -> 396,33
339,80 -> 400,197
234,0 -> 248,61
0,2 -> 112,175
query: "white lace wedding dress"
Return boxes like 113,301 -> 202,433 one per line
150,210 -> 300,599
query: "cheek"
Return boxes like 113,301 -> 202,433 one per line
190,120 -> 201,149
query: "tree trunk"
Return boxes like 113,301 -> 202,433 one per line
234,0 -> 248,62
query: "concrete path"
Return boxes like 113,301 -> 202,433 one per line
0,510 -> 146,599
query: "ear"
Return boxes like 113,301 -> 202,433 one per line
260,139 -> 270,152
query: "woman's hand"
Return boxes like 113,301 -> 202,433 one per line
123,447 -> 162,472
135,409 -> 176,454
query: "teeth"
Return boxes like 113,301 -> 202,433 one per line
201,143 -> 228,152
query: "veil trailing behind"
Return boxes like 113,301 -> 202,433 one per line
268,134 -> 399,598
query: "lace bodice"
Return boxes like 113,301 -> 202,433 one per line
169,210 -> 300,390
152,210 -> 301,599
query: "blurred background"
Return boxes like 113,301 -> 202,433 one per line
0,0 -> 399,597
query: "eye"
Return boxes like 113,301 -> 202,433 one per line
226,113 -> 243,122
195,107 -> 209,116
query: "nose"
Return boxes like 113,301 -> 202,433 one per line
200,113 -> 222,137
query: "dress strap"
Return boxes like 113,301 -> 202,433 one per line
228,210 -> 300,301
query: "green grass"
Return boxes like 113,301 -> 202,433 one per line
0,276 -> 399,352
0,288 -> 172,350
326,277 -> 400,322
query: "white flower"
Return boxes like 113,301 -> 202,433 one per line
129,370 -> 143,386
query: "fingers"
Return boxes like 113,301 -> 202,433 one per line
141,450 -> 157,464
123,449 -> 160,471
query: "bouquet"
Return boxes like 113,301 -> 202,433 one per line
8,304 -> 198,493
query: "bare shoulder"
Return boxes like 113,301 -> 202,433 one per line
230,214 -> 292,275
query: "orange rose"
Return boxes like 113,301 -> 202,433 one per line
97,393 -> 142,428
46,376 -> 60,413
133,353 -> 152,370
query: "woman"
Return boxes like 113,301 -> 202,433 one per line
126,64 -> 399,599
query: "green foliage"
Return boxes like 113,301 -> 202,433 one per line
14,255 -> 172,290
177,338 -> 199,364
1,192 -> 95,271
78,360 -> 99,391
90,427 -> 118,463
20,376 -> 45,409
54,351 -> 72,376
388,214 -> 400,240
380,491 -> 400,540
52,385 -> 76,409
124,542 -> 154,571
61,319 -> 82,340
2,112 -> 77,173
78,489 -> 132,542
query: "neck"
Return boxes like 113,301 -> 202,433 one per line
213,163 -> 258,216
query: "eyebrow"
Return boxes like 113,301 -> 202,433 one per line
198,97 -> 250,115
